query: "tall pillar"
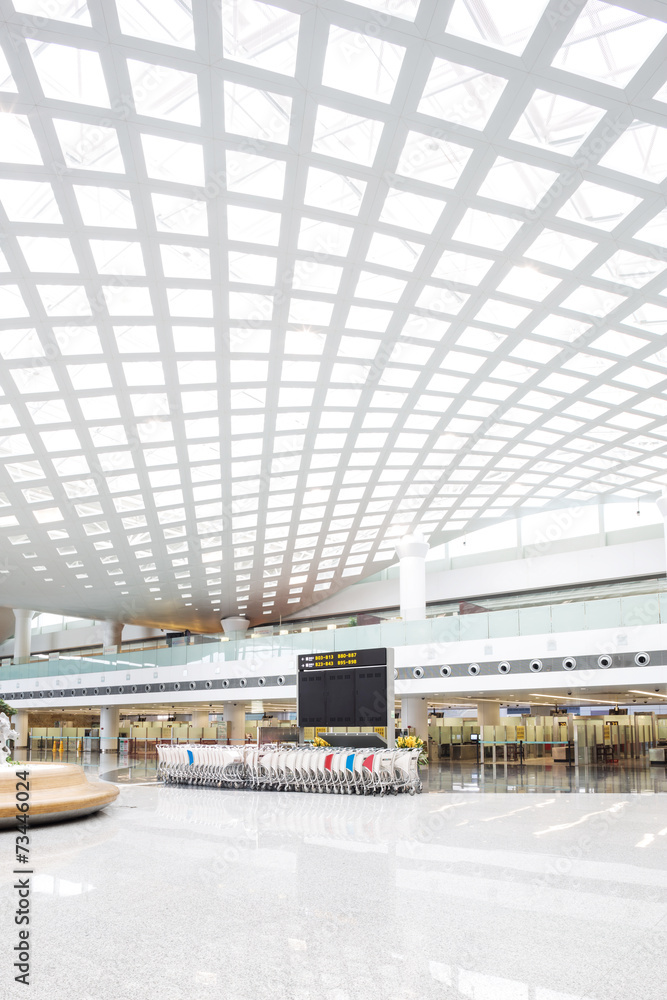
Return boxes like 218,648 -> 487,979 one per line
13,609 -> 33,663
12,710 -> 29,748
102,621 -> 123,652
225,702 -> 247,744
99,706 -> 120,752
657,493 -> 667,569
190,709 -> 209,729
400,696 -> 429,740
476,701 -> 501,727
395,533 -> 429,620
221,617 -> 250,638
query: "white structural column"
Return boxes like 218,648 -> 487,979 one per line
395,533 -> 430,620
476,702 -> 501,727
220,617 -> 250,638
225,702 -> 247,744
99,706 -> 120,752
12,609 -> 33,663
190,709 -> 209,729
657,493 -> 667,568
401,696 -> 429,740
12,710 -> 29,748
103,621 -> 124,651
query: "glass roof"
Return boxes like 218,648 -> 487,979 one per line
0,0 -> 666,630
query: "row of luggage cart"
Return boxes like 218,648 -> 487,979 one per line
156,743 -> 423,795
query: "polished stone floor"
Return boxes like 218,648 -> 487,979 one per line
16,747 -> 667,794
1,753 -> 666,998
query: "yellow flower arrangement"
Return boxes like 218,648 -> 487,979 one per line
313,736 -> 330,747
397,734 -> 428,765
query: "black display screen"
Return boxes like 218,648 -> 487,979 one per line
297,664 -> 388,727
297,648 -> 388,671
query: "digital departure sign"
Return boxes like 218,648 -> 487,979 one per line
298,648 -> 388,671
296,647 -> 394,744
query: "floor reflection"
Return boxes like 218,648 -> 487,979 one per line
16,747 -> 667,794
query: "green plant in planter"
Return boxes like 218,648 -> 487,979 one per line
0,698 -> 16,717
349,616 -> 357,627
0,698 -> 18,764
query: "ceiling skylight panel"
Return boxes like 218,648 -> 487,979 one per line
598,121 -> 667,182
225,150 -> 285,198
73,185 -> 136,228
10,366 -> 59,393
473,298 -> 531,327
451,208 -> 522,249
114,326 -> 159,352
0,179 -> 62,223
152,194 -> 208,236
418,58 -> 507,129
556,180 -> 642,230
103,285 -> 153,316
495,265 -> 560,301
476,157 -> 558,209
432,249 -> 494,284
116,0 -> 195,48
288,298 -> 333,325
304,167 -> 366,215
509,90 -> 606,154
594,249 -> 665,287
67,363 -> 112,390
292,261 -> 342,294
18,236 -> 78,272
522,227 -> 596,268
15,0 -> 90,23
365,233 -> 423,270
37,285 -> 91,316
89,240 -> 145,275
222,1 -> 299,75
378,188 -> 446,233
26,41 -> 110,107
54,326 -> 102,354
160,244 -> 210,279
395,131 -> 473,187
446,0 -> 551,54
632,207 -> 667,247
322,26 -> 405,103
354,271 -> 406,302
588,330 -> 647,356
229,251 -> 277,284
415,285 -> 469,315
227,205 -> 281,244
223,82 -> 292,144
166,288 -> 213,318
297,219 -> 354,256
53,119 -> 124,173
128,60 -> 200,126
551,1 -> 667,88
0,329 -> 44,361
0,113 -> 42,164
141,134 -> 205,186
312,107 -> 383,166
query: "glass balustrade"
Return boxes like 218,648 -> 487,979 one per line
2,588 -> 665,681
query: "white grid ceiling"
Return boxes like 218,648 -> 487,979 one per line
1,0 -> 667,629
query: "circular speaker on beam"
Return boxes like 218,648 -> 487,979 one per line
562,657 -> 577,671
529,660 -> 543,673
498,661 -> 511,674
468,663 -> 480,676
439,665 -> 451,677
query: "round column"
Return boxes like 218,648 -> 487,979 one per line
400,696 -> 429,741
102,621 -> 123,651
225,702 -> 247,744
12,710 -> 29,748
657,493 -> 667,569
220,617 -> 250,638
190,709 -> 209,729
395,533 -> 430,620
12,609 -> 33,663
99,706 -> 120,753
476,701 -> 500,727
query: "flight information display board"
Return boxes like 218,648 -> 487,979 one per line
297,648 -> 388,671
296,648 -> 394,742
